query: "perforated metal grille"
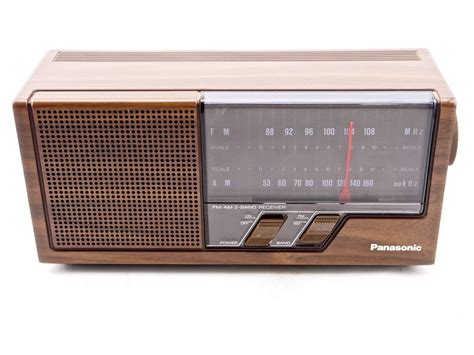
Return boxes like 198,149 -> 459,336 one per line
32,103 -> 203,250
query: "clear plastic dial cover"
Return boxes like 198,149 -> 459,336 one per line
202,91 -> 436,206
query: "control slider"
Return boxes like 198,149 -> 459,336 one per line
244,214 -> 286,247
298,214 -> 340,245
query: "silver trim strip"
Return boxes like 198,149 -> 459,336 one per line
202,91 -> 435,106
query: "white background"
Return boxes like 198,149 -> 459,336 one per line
0,1 -> 472,354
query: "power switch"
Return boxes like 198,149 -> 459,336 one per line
245,214 -> 286,247
298,214 -> 340,245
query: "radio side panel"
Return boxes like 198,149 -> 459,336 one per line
14,99 -> 51,261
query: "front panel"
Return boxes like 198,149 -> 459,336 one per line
28,90 -> 438,256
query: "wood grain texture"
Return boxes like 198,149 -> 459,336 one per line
13,49 -> 457,265
15,49 -> 454,100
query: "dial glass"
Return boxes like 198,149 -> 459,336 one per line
202,91 -> 436,205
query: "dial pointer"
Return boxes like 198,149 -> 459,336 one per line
339,120 -> 353,203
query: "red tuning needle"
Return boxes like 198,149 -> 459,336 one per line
339,120 -> 353,203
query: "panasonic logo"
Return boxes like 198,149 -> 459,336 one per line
370,243 -> 422,252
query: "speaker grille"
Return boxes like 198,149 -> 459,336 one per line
32,95 -> 203,250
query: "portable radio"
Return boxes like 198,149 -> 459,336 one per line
13,50 -> 457,264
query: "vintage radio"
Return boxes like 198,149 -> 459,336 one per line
13,50 -> 457,265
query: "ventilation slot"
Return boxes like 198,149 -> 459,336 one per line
54,50 -> 420,62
